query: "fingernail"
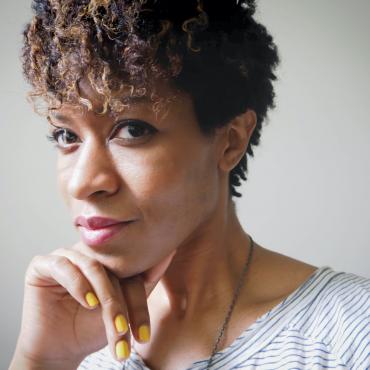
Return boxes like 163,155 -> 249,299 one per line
115,314 -> 128,334
85,292 -> 99,308
116,339 -> 130,360
139,324 -> 151,342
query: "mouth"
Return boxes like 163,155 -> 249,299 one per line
75,216 -> 134,247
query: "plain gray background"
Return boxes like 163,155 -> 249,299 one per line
1,0 -> 369,368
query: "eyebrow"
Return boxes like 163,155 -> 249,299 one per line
122,96 -> 152,104
47,96 -> 153,124
48,112 -> 72,124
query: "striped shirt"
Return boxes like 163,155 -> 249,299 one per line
77,265 -> 370,369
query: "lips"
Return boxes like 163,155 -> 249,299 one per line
75,216 -> 134,247
75,216 -> 131,230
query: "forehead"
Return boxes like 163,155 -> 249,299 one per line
81,76 -> 179,109
48,77 -> 189,123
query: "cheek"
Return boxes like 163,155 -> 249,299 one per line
56,159 -> 73,207
115,143 -> 218,239
105,149 -> 219,277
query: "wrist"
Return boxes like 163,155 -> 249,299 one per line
9,351 -> 79,370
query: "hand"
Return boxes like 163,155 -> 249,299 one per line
11,242 -> 177,368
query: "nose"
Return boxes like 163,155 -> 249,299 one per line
68,140 -> 120,200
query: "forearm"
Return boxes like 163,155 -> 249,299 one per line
9,351 -> 79,370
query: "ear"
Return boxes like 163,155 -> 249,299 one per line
217,109 -> 257,173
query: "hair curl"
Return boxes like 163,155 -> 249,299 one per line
21,0 -> 280,199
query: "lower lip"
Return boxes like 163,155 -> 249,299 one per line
79,222 -> 133,247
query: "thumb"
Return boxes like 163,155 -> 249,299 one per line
141,249 -> 177,297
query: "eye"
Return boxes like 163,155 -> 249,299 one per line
46,128 -> 80,149
111,119 -> 157,142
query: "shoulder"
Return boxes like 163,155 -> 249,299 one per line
287,267 -> 370,369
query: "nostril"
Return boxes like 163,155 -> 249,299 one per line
93,190 -> 107,196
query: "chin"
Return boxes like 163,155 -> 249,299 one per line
100,255 -> 150,280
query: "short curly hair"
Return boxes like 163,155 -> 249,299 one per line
21,0 -> 280,199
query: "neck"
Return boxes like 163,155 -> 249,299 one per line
153,200 -> 253,320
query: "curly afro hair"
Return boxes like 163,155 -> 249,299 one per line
21,0 -> 280,199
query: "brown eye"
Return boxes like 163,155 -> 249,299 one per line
48,128 -> 80,148
112,120 -> 157,141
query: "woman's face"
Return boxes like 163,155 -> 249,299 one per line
49,80 -> 226,278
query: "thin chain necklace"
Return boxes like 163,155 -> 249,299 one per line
205,234 -> 255,370
124,235 -> 255,370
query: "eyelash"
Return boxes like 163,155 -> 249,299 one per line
46,120 -> 157,150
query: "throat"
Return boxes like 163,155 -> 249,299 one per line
151,237 -> 254,320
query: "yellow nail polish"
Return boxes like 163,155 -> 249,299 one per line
139,324 -> 150,342
116,339 -> 130,360
85,292 -> 99,307
115,314 -> 128,334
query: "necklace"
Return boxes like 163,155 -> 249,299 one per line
123,235 -> 255,370
205,234 -> 255,370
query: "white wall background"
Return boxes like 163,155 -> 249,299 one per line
1,0 -> 369,368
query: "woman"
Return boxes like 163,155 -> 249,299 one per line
9,0 -> 369,369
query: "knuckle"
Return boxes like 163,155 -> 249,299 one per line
50,255 -> 70,270
84,260 -> 104,275
25,255 -> 44,280
100,293 -> 118,307
68,271 -> 85,287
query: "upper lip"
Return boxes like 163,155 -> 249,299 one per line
75,216 -> 131,230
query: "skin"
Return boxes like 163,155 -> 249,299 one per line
10,77 -> 318,370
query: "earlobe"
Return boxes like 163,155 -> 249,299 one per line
218,109 -> 257,173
